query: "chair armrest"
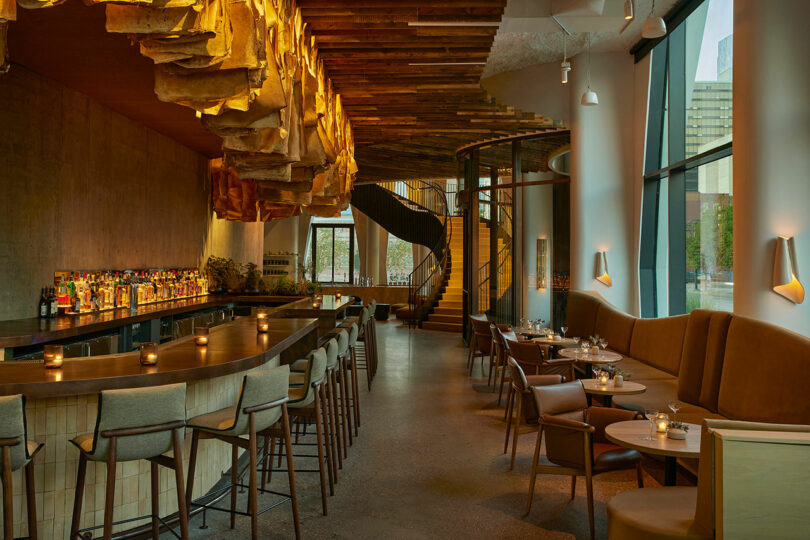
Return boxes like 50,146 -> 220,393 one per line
540,414 -> 595,434
586,407 -> 642,443
546,357 -> 576,366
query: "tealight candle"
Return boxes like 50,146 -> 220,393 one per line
312,301 -> 321,309
194,326 -> 209,346
335,292 -> 342,300
139,342 -> 158,366
655,413 -> 670,433
257,318 -> 269,333
43,345 -> 64,369
599,373 -> 609,385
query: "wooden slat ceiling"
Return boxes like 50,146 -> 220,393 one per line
299,0 -> 559,182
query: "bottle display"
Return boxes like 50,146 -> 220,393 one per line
50,268 -> 208,314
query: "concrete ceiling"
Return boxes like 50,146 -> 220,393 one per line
484,0 -> 679,77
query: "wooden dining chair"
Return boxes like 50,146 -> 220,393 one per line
503,358 -> 563,470
487,323 -> 512,388
496,327 -> 519,406
467,316 -> 493,376
504,338 -> 576,382
527,381 -> 644,540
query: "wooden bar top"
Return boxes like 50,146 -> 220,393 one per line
276,295 -> 354,315
0,295 -> 305,349
0,317 -> 317,399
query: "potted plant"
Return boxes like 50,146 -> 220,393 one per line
667,421 -> 689,440
243,262 -> 261,293
605,366 -> 632,387
204,256 -> 229,293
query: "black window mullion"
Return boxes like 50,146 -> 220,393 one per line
639,179 -> 661,318
667,20 -> 687,315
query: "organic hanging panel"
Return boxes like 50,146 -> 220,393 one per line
0,0 -> 356,221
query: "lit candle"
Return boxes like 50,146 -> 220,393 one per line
139,342 -> 158,365
599,373 -> 609,385
312,301 -> 321,309
335,292 -> 342,300
43,345 -> 64,369
257,318 -> 269,333
655,413 -> 670,433
194,326 -> 209,346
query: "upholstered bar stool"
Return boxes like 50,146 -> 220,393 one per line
70,383 -> 188,540
337,323 -> 361,436
0,395 -> 43,540
185,366 -> 299,540
281,347 -> 332,515
367,300 -> 379,380
342,307 -> 372,391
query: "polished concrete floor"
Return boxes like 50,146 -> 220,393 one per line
186,321 -> 662,539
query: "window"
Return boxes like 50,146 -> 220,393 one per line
386,234 -> 413,285
639,0 -> 733,317
311,224 -> 355,284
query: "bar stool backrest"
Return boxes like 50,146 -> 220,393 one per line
325,337 -> 340,368
336,329 -> 349,355
347,323 -> 359,347
370,300 -> 377,319
227,365 -> 291,436
88,383 -> 187,462
0,394 -> 30,471
295,349 -> 327,407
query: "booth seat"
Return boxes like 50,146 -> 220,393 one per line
564,291 -> 810,427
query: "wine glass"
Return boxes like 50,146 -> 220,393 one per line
599,338 -> 608,350
592,366 -> 600,379
561,326 -> 568,338
643,409 -> 659,441
668,400 -> 683,421
573,336 -> 580,346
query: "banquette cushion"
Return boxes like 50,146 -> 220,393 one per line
564,291 -> 601,340
629,315 -> 689,376
594,303 -> 636,355
677,309 -> 732,412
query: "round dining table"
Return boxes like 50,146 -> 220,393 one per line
605,420 -> 701,486
581,378 -> 646,407
559,347 -> 622,377
531,336 -> 579,348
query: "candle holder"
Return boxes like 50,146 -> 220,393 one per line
194,326 -> 209,346
335,291 -> 342,300
139,342 -> 158,366
598,371 -> 609,385
257,317 -> 269,333
654,412 -> 670,433
312,300 -> 322,309
43,345 -> 64,369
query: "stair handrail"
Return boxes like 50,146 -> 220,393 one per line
376,181 -> 450,323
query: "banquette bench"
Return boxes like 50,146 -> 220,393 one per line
564,291 -> 810,427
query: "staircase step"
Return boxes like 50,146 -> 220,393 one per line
421,321 -> 463,333
434,307 -> 463,315
437,301 -> 462,309
427,314 -> 463,324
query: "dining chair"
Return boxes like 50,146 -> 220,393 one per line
467,316 -> 493,376
504,338 -> 576,382
0,395 -> 43,540
527,381 -> 643,540
503,358 -> 563,470
496,327 -> 519,406
487,323 -> 512,387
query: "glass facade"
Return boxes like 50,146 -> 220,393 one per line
640,0 -> 733,317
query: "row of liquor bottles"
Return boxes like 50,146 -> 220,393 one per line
41,269 -> 209,316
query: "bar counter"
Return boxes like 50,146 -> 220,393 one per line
0,315 -> 320,540
0,317 -> 317,399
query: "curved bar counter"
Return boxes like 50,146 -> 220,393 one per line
0,315 -> 319,539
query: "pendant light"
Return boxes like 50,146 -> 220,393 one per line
580,33 -> 598,106
624,0 -> 634,20
560,34 -> 571,84
642,0 -> 667,39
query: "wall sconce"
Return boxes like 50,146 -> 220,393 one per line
595,251 -> 612,287
773,236 -> 804,304
536,238 -> 548,289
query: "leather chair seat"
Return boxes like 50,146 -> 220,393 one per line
188,406 -> 239,433
607,486 -> 709,540
592,443 -> 641,473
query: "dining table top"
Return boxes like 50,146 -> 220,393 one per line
581,379 -> 647,396
559,347 -> 623,364
530,336 -> 579,348
605,420 -> 701,459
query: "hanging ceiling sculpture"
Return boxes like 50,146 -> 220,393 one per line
0,0 -> 356,221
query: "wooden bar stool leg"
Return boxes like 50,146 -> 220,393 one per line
333,371 -> 347,459
319,385 -> 335,495
340,357 -> 354,445
313,390 -> 328,515
24,460 -> 37,540
2,446 -> 12,540
103,437 -> 118,540
350,347 -> 361,431
229,444 -> 238,530
328,374 -> 343,468
281,404 -> 301,540
185,430 -> 199,510
171,428 -> 190,540
260,435 -> 270,491
248,415 -> 258,540
150,462 -> 160,540
70,453 -> 87,539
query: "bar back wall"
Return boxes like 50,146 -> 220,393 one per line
0,66 -> 262,321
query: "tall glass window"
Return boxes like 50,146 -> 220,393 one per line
640,0 -> 733,317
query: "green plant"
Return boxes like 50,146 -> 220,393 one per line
205,256 -> 231,290
669,421 -> 689,432
243,262 -> 261,292
604,365 -> 631,379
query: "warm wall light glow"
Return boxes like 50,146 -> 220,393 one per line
773,236 -> 805,304
595,251 -> 612,287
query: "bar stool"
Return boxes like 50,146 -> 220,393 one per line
1,395 -> 42,540
70,383 -> 188,540
339,323 -> 361,434
185,366 -> 299,540
282,347 -> 332,515
367,300 -> 379,380
332,329 -> 353,453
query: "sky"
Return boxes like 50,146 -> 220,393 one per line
695,0 -> 734,81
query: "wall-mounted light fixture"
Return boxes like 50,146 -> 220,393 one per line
595,251 -> 612,287
537,238 -> 548,289
773,236 -> 804,304
624,0 -> 634,20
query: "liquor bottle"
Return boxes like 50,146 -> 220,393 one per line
50,287 -> 58,318
39,287 -> 48,318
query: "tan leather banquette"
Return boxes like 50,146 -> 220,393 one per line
565,291 -> 810,426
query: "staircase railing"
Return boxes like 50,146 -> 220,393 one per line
377,181 -> 450,323
477,187 -> 514,323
